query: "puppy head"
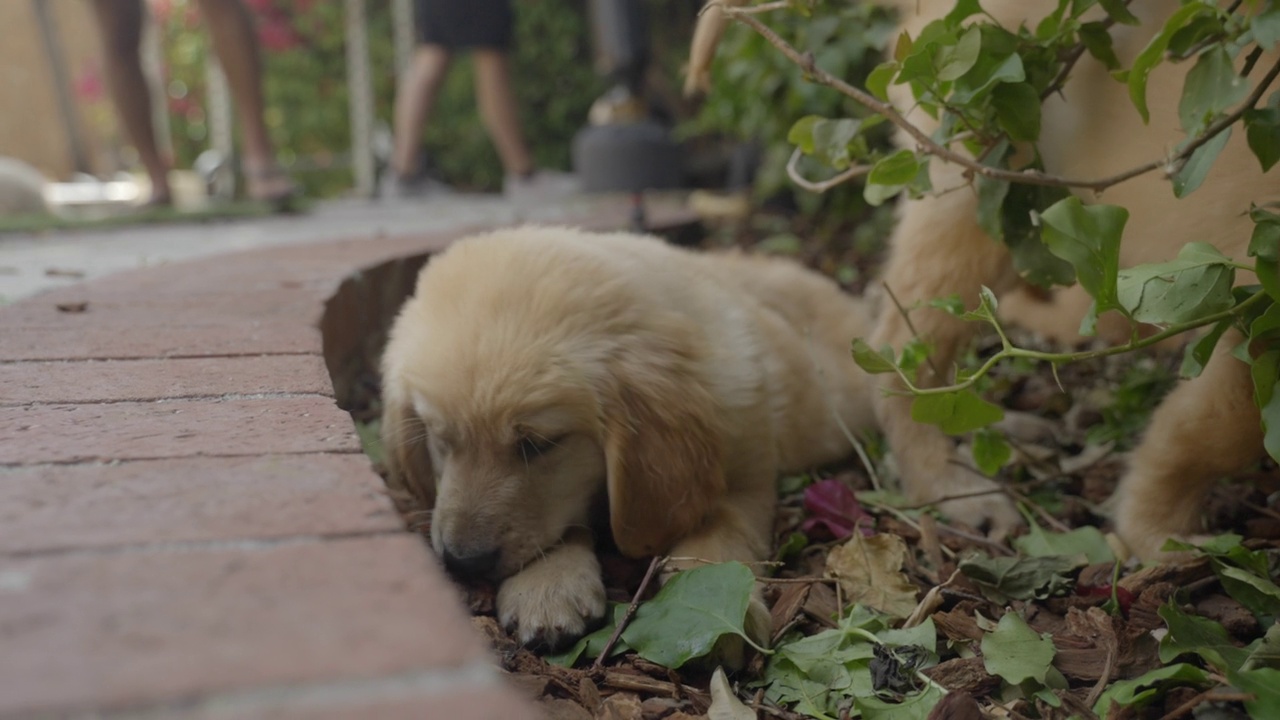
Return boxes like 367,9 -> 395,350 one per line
385,335 -> 608,579
380,231 -> 729,579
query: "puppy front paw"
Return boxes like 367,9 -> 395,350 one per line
496,545 -> 606,651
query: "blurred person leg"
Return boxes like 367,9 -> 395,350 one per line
89,0 -> 171,205
473,49 -> 534,179
194,0 -> 295,202
390,44 -> 452,182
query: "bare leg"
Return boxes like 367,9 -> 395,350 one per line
391,45 -> 453,178
1113,328 -> 1263,559
473,49 -> 533,178
89,0 -> 170,204
195,0 -> 293,199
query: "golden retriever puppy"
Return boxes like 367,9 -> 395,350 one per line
379,227 -> 875,648
689,1 -> 1277,559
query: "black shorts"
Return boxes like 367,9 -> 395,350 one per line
415,0 -> 514,50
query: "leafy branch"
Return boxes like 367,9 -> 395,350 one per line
719,1 -> 1280,194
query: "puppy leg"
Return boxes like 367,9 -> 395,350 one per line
665,483 -> 776,660
1113,329 -> 1263,560
496,527 -> 607,650
870,190 -> 1023,533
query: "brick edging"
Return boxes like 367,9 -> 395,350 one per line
0,205 -> 697,718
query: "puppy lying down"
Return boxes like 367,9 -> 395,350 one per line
380,226 -> 875,648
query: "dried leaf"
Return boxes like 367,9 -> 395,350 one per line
826,533 -> 920,619
707,667 -> 754,720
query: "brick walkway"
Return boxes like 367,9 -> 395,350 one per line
0,199 -> 693,718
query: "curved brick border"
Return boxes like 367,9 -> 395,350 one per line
0,204 -> 694,719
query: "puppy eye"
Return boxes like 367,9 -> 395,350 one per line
515,434 -> 559,461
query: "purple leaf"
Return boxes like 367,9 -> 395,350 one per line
800,478 -> 874,540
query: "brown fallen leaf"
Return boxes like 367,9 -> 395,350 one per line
922,657 -> 999,697
825,533 -> 919,619
55,301 -> 88,313
597,692 -> 643,720
539,698 -> 594,720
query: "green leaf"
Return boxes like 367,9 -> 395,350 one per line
936,26 -> 982,81
622,562 -> 756,669
545,603 -> 630,667
972,427 -> 1012,476
1158,600 -> 1253,673
1097,0 -> 1139,25
1173,127 -> 1233,198
1116,242 -> 1236,325
853,684 -> 946,720
1012,516 -> 1116,564
1179,46 -> 1249,135
1252,350 -> 1280,464
1250,206 -> 1280,300
929,295 -> 967,317
1244,624 -> 1280,672
992,82 -> 1042,141
961,285 -> 1001,324
867,61 -> 898,101
1092,663 -> 1211,717
911,389 -> 1005,435
953,29 -> 1026,103
1079,21 -> 1121,70
1230,667 -> 1280,718
1128,3 -> 1208,123
1253,4 -> 1280,50
761,609 -> 933,718
943,0 -> 984,25
994,179 -> 1077,288
1216,564 -> 1280,620
981,612 -> 1056,685
959,553 -> 1086,604
787,115 -> 821,155
1180,318 -> 1231,379
852,338 -> 899,374
865,150 -> 923,207
811,118 -> 865,169
1039,196 -> 1128,318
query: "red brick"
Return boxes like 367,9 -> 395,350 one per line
0,355 -> 335,406
0,321 -> 322,361
0,535 -> 490,716
0,454 -> 403,554
0,396 -> 362,465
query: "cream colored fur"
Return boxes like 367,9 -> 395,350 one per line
689,0 -> 1277,559
380,227 -> 875,648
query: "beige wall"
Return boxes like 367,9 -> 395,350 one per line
0,0 -> 115,180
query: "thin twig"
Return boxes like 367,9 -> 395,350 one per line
592,555 -> 665,672
1157,690 -> 1256,720
880,281 -> 945,381
1085,641 -> 1117,708
1041,0 -> 1135,100
723,5 -> 1280,194
787,147 -> 874,193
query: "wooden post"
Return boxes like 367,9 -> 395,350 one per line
344,0 -> 376,197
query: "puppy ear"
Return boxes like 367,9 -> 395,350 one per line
602,365 -> 727,558
379,380 -> 435,514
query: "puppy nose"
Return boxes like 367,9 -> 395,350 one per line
441,547 -> 500,578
